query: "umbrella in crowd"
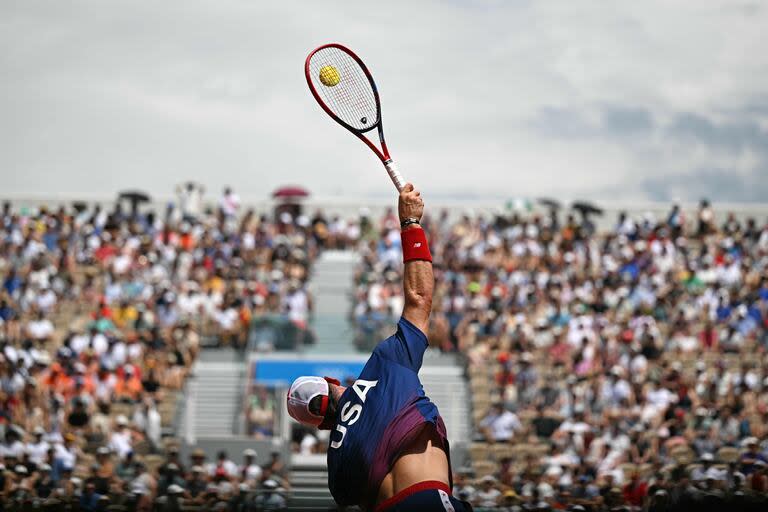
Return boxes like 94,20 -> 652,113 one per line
272,186 -> 309,199
538,198 -> 562,211
571,200 -> 604,216
117,189 -> 152,218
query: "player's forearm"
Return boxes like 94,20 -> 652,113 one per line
397,183 -> 432,334
402,230 -> 433,332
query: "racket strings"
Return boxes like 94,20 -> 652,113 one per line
308,47 -> 378,132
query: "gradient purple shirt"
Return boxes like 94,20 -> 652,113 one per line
327,317 -> 449,508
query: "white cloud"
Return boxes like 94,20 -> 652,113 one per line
1,0 -> 766,203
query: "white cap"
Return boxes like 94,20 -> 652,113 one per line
286,376 -> 330,427
243,448 -> 257,458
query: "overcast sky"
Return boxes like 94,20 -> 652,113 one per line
1,0 -> 767,204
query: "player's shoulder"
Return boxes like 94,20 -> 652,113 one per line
369,317 -> 428,371
396,316 -> 428,344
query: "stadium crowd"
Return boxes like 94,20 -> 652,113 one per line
0,186 -> 317,510
352,201 -> 768,511
3,185 -> 768,511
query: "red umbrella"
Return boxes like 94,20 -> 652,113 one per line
272,186 -> 309,199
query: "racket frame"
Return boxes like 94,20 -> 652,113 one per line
305,43 -> 406,192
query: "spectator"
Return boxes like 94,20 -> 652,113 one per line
208,450 -> 238,478
239,448 -> 263,485
253,479 -> 286,511
109,415 -> 134,459
476,475 -> 502,509
219,186 -> 241,218
480,402 -> 524,443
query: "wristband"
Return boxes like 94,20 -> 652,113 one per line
400,217 -> 420,229
401,227 -> 432,263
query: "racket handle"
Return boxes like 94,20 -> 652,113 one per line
384,160 -> 406,192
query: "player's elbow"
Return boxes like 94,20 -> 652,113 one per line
405,290 -> 432,315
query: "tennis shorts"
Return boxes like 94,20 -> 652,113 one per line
374,481 -> 473,512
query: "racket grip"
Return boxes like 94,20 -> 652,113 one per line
384,160 -> 406,192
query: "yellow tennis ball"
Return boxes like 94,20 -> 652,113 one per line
319,65 -> 341,87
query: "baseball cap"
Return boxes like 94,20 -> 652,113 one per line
286,376 -> 339,428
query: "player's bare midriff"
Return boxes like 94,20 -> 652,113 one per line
375,424 -> 450,505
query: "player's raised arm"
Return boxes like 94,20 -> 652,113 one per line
399,183 -> 433,335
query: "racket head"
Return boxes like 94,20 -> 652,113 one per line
305,43 -> 382,136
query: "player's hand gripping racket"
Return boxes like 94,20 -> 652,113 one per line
305,43 -> 406,192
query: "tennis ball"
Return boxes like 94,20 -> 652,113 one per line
319,65 -> 341,87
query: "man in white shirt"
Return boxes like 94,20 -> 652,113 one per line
239,448 -> 263,484
109,415 -> 134,459
284,282 -> 309,326
691,453 -> 725,482
36,286 -> 57,312
26,427 -> 50,466
479,402 -> 523,442
0,427 -> 26,460
207,450 -> 238,477
219,187 -> 240,217
54,433 -> 78,470
27,312 -> 54,341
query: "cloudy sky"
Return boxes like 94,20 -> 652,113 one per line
1,0 -> 766,204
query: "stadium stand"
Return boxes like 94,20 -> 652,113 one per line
352,201 -> 768,510
0,192 -> 313,509
2,191 -> 768,510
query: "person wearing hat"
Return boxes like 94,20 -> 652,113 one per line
476,475 -> 502,508
53,432 -> 79,479
239,448 -> 262,485
189,447 -> 206,470
7,464 -> 33,505
34,462 -> 56,499
157,462 -> 187,497
498,489 -> 520,511
159,444 -> 186,479
92,446 -> 115,494
26,426 -> 50,466
186,465 -> 208,501
739,437 -> 768,475
286,185 -> 471,511
109,415 -> 133,459
692,453 -> 724,483
254,479 -> 286,511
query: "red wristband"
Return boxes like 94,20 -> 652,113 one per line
401,227 -> 432,263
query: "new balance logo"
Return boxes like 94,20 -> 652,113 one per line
413,243 -> 422,248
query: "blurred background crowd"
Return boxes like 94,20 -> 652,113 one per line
2,186 -> 768,511
0,185 -> 319,510
351,201 -> 768,511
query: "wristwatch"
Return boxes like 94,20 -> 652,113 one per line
400,217 -> 421,228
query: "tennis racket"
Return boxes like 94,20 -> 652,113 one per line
305,43 -> 406,192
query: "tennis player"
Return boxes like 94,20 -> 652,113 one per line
287,183 -> 471,511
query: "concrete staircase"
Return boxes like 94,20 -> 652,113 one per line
307,250 -> 359,355
287,454 -> 336,511
179,357 -> 246,439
